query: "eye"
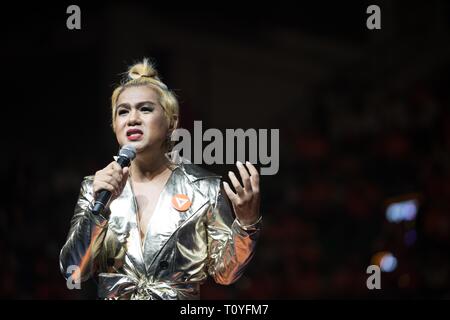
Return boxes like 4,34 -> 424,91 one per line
140,106 -> 154,113
118,109 -> 129,116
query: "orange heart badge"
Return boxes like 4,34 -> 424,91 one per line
171,194 -> 192,212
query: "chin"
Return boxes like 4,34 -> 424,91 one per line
127,141 -> 144,150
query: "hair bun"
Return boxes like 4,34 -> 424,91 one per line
128,58 -> 159,80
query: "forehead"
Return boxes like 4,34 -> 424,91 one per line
116,85 -> 159,106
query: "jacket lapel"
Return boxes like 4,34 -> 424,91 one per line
108,159 -> 216,278
108,180 -> 147,276
142,166 -> 209,274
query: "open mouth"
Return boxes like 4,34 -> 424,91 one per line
126,129 -> 143,140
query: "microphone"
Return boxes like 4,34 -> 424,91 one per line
91,145 -> 136,216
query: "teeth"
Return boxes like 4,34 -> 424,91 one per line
127,131 -> 142,136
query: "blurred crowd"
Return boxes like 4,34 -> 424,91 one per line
201,70 -> 450,299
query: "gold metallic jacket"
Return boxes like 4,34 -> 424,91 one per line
59,154 -> 261,300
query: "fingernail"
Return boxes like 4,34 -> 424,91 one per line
236,161 -> 242,167
246,161 -> 251,165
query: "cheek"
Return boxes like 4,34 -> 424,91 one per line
148,113 -> 169,131
113,120 -> 125,137
114,116 -> 127,128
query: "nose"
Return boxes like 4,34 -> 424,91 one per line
127,108 -> 141,125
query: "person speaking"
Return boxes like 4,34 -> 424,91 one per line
59,58 -> 262,300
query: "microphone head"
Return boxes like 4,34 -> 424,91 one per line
118,144 -> 137,161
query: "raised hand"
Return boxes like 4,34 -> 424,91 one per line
223,161 -> 261,226
93,161 -> 129,203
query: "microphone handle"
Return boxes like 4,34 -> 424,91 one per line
91,155 -> 132,216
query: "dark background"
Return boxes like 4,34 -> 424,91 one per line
1,1 -> 449,299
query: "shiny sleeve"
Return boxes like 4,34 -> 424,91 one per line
206,183 -> 261,285
59,177 -> 109,282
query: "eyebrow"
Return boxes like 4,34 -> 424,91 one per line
116,101 -> 157,110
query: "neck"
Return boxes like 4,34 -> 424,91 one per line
130,150 -> 170,182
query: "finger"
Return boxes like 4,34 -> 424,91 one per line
103,167 -> 121,183
245,161 -> 259,176
106,176 -> 120,190
111,162 -> 122,172
121,167 -> 129,182
245,161 -> 260,193
96,174 -> 119,191
105,182 -> 120,197
228,171 -> 244,197
236,161 -> 252,192
223,181 -> 238,203
94,181 -> 116,195
106,161 -> 118,171
102,180 -> 117,193
109,170 -> 122,186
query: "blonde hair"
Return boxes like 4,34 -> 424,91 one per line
111,58 -> 179,133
